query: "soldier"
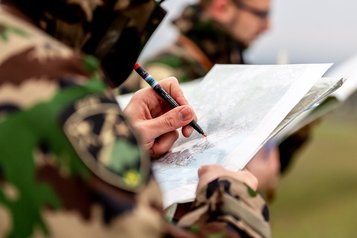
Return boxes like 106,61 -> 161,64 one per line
0,1 -> 271,237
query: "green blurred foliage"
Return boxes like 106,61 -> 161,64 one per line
271,95 -> 357,238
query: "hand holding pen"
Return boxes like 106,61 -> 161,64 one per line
124,68 -> 206,157
133,63 -> 206,136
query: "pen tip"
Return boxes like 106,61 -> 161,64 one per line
203,133 -> 207,137
134,63 -> 140,70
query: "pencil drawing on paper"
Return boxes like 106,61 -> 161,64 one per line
156,65 -> 304,168
152,64 -> 332,207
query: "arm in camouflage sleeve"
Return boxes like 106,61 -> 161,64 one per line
170,165 -> 271,238
0,7 -> 155,237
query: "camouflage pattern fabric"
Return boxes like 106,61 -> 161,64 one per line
179,177 -> 271,237
3,0 -> 166,88
0,4 -> 270,238
120,4 -> 246,92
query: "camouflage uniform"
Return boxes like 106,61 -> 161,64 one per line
0,2 -> 270,238
120,4 -> 246,92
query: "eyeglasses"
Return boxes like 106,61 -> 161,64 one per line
235,1 -> 270,20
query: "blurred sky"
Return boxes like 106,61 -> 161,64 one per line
140,0 -> 357,67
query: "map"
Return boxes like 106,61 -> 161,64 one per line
152,64 -> 333,207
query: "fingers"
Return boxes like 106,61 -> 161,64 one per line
150,130 -> 179,158
144,105 -> 195,139
159,77 -> 189,106
182,125 -> 194,137
125,77 -> 197,119
158,78 -> 198,137
124,77 -> 200,157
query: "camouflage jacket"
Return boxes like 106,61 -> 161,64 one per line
120,4 -> 246,92
0,5 -> 270,238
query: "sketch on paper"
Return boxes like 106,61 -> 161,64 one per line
151,64 -> 332,207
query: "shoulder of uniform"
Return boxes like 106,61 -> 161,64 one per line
0,7 -> 74,67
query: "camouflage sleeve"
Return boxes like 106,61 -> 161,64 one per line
175,177 -> 271,238
0,7 -> 156,238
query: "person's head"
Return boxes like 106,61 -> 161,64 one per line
201,0 -> 271,47
2,0 -> 166,87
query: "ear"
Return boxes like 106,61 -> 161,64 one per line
207,0 -> 235,24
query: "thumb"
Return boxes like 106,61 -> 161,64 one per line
147,105 -> 195,138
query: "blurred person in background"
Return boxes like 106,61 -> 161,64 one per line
0,0 -> 271,237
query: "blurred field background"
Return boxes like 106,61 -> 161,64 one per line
270,93 -> 357,237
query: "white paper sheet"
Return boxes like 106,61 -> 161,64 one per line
153,64 -> 332,207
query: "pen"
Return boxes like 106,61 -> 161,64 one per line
133,63 -> 206,137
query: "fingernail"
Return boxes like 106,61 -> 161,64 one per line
187,126 -> 194,135
179,107 -> 192,121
